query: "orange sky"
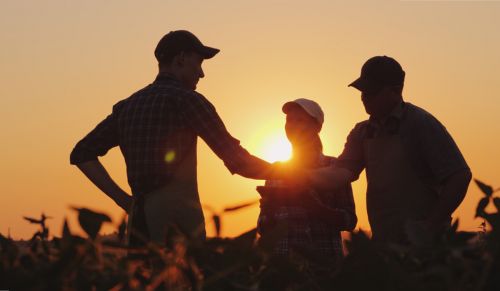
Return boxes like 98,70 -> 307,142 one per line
1,0 -> 499,239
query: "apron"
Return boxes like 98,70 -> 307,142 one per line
127,142 -> 206,247
364,134 -> 442,243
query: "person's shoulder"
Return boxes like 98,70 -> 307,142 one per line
406,102 -> 439,120
352,118 -> 371,132
188,90 -> 209,101
354,119 -> 370,129
180,90 -> 217,112
111,84 -> 155,110
405,102 -> 445,127
151,81 -> 195,98
150,82 -> 214,110
346,119 -> 370,139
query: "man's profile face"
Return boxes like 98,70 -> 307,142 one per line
361,88 -> 383,116
178,52 -> 205,90
361,86 -> 398,118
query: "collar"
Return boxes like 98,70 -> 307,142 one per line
390,100 -> 405,120
369,101 -> 406,126
153,74 -> 182,86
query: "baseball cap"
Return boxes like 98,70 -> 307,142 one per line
349,56 -> 405,93
154,30 -> 220,63
282,98 -> 324,126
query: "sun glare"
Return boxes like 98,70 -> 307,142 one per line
259,133 -> 292,163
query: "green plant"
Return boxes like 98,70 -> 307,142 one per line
0,179 -> 499,290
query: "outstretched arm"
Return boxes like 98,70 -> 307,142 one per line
75,160 -> 133,213
302,122 -> 365,190
181,92 -> 272,180
232,154 -> 272,180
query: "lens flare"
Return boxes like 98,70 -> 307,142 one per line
164,150 -> 176,163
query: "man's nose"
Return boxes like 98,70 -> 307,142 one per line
199,68 -> 205,78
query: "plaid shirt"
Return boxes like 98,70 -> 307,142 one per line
258,156 -> 357,261
70,75 -> 265,196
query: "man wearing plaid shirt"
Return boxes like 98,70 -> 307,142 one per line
70,30 -> 271,246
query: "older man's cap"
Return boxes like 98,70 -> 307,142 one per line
154,30 -> 220,63
349,56 -> 405,93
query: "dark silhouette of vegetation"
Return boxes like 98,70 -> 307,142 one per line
23,213 -> 51,242
1,179 -> 499,290
203,200 -> 258,237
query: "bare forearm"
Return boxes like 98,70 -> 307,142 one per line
75,160 -> 132,211
236,157 -> 272,180
428,168 -> 472,223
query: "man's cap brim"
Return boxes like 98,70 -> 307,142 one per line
198,46 -> 220,59
348,77 -> 366,91
348,77 -> 380,93
282,101 -> 302,114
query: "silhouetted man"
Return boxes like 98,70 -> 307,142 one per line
70,30 -> 270,246
307,56 -> 471,243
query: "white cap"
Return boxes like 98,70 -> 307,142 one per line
282,98 -> 324,126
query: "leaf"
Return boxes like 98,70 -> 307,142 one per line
493,198 -> 500,213
0,233 -> 19,264
482,213 -> 500,230
223,200 -> 259,213
71,207 -> 111,240
444,219 -> 460,242
451,219 -> 459,233
474,179 -> 494,197
475,197 -> 490,218
23,216 -> 41,224
212,214 -> 221,237
62,218 -> 72,239
118,215 -> 127,243
454,231 -> 477,243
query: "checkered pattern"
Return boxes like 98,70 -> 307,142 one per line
70,75 -> 260,196
258,156 -> 357,261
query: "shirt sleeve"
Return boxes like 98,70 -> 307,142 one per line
417,112 -> 469,183
313,183 -> 357,231
336,122 -> 367,180
70,111 -> 119,164
308,157 -> 357,231
180,92 -> 263,174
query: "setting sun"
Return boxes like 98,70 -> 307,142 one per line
258,133 -> 292,163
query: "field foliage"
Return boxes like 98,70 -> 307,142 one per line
1,179 -> 499,290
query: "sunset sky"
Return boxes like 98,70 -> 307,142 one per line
1,0 -> 499,239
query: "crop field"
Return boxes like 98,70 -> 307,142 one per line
1,179 -> 499,291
